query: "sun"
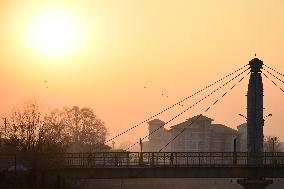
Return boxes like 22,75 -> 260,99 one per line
26,6 -> 84,58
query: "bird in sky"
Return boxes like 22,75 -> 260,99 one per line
43,80 -> 49,89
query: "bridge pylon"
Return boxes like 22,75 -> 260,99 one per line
247,57 -> 264,162
238,57 -> 273,189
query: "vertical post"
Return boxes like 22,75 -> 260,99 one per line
139,138 -> 143,165
233,138 -> 237,165
186,152 -> 188,167
139,138 -> 143,153
103,153 -> 105,167
272,137 -> 275,154
151,152 -> 154,166
126,152 -> 129,167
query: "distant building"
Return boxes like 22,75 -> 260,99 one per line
237,123 -> 247,152
143,114 -> 247,152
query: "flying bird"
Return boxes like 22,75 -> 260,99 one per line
43,80 -> 49,89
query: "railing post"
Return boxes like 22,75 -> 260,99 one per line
126,152 -> 129,167
186,152 -> 188,167
209,152 -> 211,165
175,153 -> 177,166
103,153 -> 106,167
139,138 -> 143,166
233,138 -> 237,165
139,152 -> 143,166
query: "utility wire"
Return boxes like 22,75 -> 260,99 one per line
158,72 -> 248,152
125,68 -> 249,151
105,64 -> 249,145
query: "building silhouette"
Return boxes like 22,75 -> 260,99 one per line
143,114 -> 247,152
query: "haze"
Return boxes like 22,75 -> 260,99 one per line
1,0 -> 284,147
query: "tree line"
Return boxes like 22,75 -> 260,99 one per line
0,99 -> 110,154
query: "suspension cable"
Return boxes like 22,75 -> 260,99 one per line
263,64 -> 284,78
158,72 -> 248,152
105,64 -> 249,145
262,71 -> 284,93
263,68 -> 284,85
125,68 -> 249,151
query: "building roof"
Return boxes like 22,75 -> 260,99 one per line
148,119 -> 165,125
169,114 -> 213,129
169,120 -> 192,130
168,115 -> 237,135
186,114 -> 214,122
211,124 -> 237,134
237,123 -> 247,129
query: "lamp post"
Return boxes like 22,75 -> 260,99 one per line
139,138 -> 143,165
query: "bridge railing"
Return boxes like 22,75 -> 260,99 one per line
1,152 -> 284,170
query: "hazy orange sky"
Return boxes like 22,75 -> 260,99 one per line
1,0 -> 284,149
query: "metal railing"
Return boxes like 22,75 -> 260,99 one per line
1,152 -> 284,170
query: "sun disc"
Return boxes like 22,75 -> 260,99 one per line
26,6 -> 83,58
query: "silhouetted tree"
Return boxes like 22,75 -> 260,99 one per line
264,136 -> 282,152
38,108 -> 71,153
4,99 -> 43,152
61,106 -> 109,152
1,100 -> 109,153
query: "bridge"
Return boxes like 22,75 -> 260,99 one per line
43,152 -> 284,179
2,151 -> 284,188
3,57 -> 284,189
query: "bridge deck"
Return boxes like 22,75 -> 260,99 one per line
1,152 -> 284,179
1,152 -> 284,168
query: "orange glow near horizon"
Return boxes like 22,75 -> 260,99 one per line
1,1 -> 284,149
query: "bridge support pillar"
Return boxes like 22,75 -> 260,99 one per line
237,179 -> 273,189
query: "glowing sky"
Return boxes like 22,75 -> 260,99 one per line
1,0 -> 284,149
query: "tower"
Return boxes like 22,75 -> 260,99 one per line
247,57 -> 264,156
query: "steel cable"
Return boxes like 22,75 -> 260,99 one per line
125,68 -> 249,151
105,64 -> 249,145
